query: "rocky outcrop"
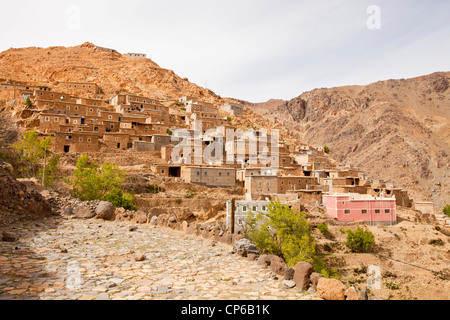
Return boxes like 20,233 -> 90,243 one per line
0,164 -> 52,226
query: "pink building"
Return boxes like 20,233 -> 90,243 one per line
323,193 -> 396,226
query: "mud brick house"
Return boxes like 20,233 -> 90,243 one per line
132,134 -> 172,152
181,166 -> 236,188
184,100 -> 218,115
103,132 -> 131,150
59,82 -> 101,95
221,102 -> 243,116
39,113 -> 70,133
322,193 -> 397,226
33,90 -> 77,103
52,131 -> 101,153
127,53 -> 147,59
244,175 -> 318,197
76,97 -> 108,107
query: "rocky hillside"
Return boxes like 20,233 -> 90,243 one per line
264,72 -> 450,209
0,160 -> 52,227
0,42 -> 223,104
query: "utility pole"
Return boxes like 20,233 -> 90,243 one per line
230,198 -> 235,234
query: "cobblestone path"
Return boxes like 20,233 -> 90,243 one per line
0,217 -> 318,300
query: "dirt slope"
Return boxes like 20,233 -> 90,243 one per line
0,42 -> 224,104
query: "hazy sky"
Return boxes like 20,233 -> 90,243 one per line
0,0 -> 449,102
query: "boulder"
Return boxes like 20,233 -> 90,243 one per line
293,261 -> 313,291
2,231 -> 17,242
220,233 -> 233,245
283,280 -> 296,288
73,205 -> 95,219
270,256 -> 287,276
149,215 -> 158,226
134,253 -> 146,262
317,278 -> 347,300
233,238 -> 259,257
256,254 -> 275,269
247,253 -> 259,262
346,287 -> 359,300
95,201 -> 116,221
133,210 -> 149,224
284,267 -> 295,281
182,221 -> 189,233
310,272 -> 324,292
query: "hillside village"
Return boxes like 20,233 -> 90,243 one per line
2,70 -> 441,230
0,45 -> 449,301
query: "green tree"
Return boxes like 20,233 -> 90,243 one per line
70,154 -> 125,201
245,201 -> 316,266
25,97 -> 32,107
38,154 -> 61,188
12,130 -> 51,177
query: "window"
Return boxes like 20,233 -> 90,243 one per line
375,209 -> 380,214
362,210 -> 367,214
110,125 -> 114,129
90,108 -> 93,113
87,138 -> 91,143
45,117 -> 50,122
197,171 -> 200,176
344,210 -> 350,214
385,209 -> 390,214
108,115 -> 113,120
242,206 -> 247,212
79,138 -> 83,142
252,206 -> 257,212
66,135 -> 72,140
54,117 -> 59,122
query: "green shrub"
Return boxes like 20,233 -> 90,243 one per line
313,256 -> 339,279
384,280 -> 400,290
227,116 -> 232,122
345,226 -> 375,252
105,188 -> 138,211
429,239 -> 444,246
317,223 -> 328,235
146,184 -> 165,194
443,204 -> 450,218
25,97 -> 32,107
324,146 -> 330,154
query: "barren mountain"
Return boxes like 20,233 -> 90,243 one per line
0,42 -> 223,104
265,72 -> 450,209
